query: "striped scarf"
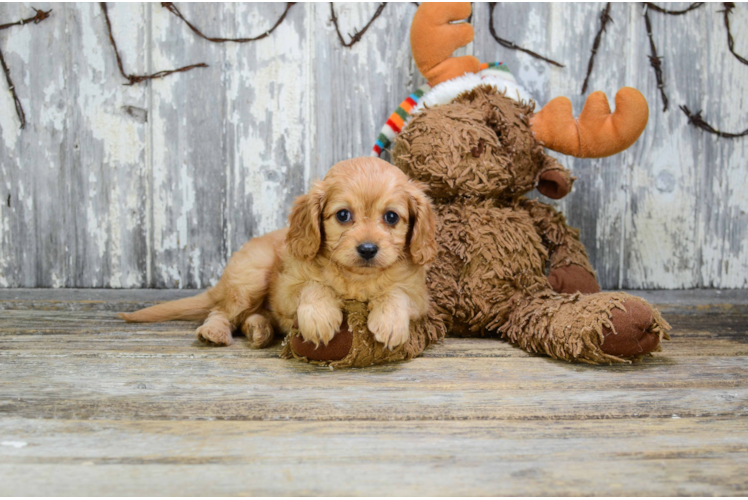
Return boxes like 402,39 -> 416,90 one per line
373,63 -> 530,156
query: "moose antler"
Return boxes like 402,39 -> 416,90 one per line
530,87 -> 649,158
410,2 -> 480,86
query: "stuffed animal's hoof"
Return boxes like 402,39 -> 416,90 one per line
290,318 -> 353,361
548,264 -> 601,294
283,301 -> 443,367
600,299 -> 659,357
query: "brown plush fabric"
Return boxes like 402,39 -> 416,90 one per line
600,298 -> 663,358
394,85 -> 546,201
287,84 -> 665,365
518,198 -> 596,276
290,318 -> 353,361
270,2 -> 661,368
282,301 -> 446,368
502,291 -> 669,364
548,265 -> 601,295
390,84 -> 669,363
537,169 -> 572,199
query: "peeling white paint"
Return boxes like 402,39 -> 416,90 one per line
0,3 -> 746,289
4,21 -> 31,62
49,272 -> 63,288
0,197 -> 9,285
627,139 -> 699,288
0,86 -> 22,149
40,80 -> 65,132
1,441 -> 28,448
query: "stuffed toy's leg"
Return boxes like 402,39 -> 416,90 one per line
500,286 -> 670,363
281,301 -> 447,368
519,198 -> 601,294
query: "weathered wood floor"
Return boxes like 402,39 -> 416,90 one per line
1,289 -> 747,496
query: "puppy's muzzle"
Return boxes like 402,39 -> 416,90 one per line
356,242 -> 378,261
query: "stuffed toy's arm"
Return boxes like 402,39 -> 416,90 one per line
518,199 -> 601,294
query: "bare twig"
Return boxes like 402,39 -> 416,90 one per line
643,6 -> 668,112
680,105 -> 748,138
0,45 -> 24,129
642,2 -> 704,112
330,2 -> 386,48
644,2 -> 704,16
100,2 -> 207,86
162,2 -> 296,43
488,3 -> 564,67
581,2 -> 612,94
0,7 -> 51,31
0,7 -> 52,129
721,3 -> 748,66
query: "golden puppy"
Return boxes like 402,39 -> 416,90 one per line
119,157 -> 437,350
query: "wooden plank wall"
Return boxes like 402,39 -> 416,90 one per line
0,2 -> 746,289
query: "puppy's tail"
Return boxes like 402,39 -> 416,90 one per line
117,292 -> 214,323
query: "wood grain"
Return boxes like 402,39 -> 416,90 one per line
0,4 -> 151,288
1,309 -> 747,354
1,3 -> 746,289
2,354 -> 747,421
0,289 -> 747,495
1,418 -> 746,495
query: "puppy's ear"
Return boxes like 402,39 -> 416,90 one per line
286,182 -> 325,261
407,181 -> 437,266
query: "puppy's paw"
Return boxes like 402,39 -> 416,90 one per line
368,308 -> 410,350
197,323 -> 233,346
297,303 -> 343,347
241,314 -> 275,349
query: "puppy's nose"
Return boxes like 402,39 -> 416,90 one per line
356,242 -> 378,260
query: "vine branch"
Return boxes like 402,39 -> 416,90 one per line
0,7 -> 51,31
488,2 -> 564,67
643,6 -> 668,111
721,3 -> 748,66
162,2 -> 296,43
644,2 -> 704,16
0,7 -> 52,129
680,105 -> 748,138
0,46 -> 24,129
100,2 -> 207,86
330,2 -> 387,48
2,2 -> 745,142
581,2 -> 612,94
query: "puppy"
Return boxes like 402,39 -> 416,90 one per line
119,157 -> 437,350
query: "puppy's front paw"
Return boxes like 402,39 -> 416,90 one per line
197,323 -> 233,346
241,314 -> 274,349
368,308 -> 410,350
297,303 -> 343,347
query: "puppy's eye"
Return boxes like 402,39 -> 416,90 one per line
336,209 -> 352,223
384,211 -> 399,225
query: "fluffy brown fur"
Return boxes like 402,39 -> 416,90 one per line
281,300 -> 445,368
390,85 -> 670,364
119,157 -> 437,351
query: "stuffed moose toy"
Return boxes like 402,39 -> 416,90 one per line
283,2 -> 670,367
